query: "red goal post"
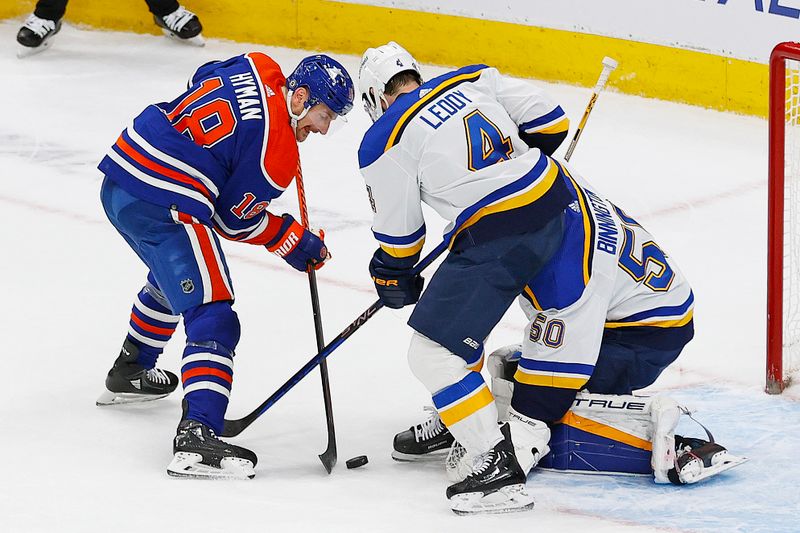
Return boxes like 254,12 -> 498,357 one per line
767,42 -> 800,393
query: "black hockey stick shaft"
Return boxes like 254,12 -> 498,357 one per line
221,240 -> 447,438
295,164 -> 337,473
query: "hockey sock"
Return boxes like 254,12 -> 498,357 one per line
126,283 -> 179,368
180,302 -> 240,433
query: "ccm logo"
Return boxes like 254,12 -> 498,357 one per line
272,232 -> 300,257
372,277 -> 398,287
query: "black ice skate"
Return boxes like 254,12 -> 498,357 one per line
446,424 -> 534,515
16,14 -> 62,58
96,339 -> 179,406
668,435 -> 748,485
392,407 -> 455,461
167,419 -> 257,480
154,6 -> 205,46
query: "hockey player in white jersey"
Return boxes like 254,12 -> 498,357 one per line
358,42 -> 573,514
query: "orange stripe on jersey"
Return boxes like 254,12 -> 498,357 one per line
245,52 -> 299,191
167,77 -> 223,121
188,224 -> 233,302
182,366 -> 233,383
115,136 -> 214,201
129,312 -> 176,336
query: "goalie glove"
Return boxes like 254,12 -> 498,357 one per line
266,214 -> 329,271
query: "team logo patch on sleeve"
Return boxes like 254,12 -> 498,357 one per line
181,279 -> 195,293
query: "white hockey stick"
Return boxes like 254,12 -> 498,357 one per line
564,56 -> 619,162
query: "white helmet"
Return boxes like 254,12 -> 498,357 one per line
358,41 -> 421,122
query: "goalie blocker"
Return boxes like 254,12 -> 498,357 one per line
477,345 -> 748,485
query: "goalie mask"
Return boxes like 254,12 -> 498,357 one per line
359,41 -> 422,122
286,54 -> 355,125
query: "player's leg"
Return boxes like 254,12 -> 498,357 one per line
16,0 -> 65,56
405,215 -> 564,513
97,273 -> 181,406
145,0 -> 204,45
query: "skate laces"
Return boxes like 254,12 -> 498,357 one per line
146,368 -> 170,385
162,6 -> 196,31
23,15 -> 55,37
414,406 -> 445,442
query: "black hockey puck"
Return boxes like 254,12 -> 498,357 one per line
346,455 -> 368,469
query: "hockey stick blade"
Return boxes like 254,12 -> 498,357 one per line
221,241 -> 448,438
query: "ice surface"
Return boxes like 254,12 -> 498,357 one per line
1,20 -> 797,533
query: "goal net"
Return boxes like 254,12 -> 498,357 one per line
768,42 -> 800,393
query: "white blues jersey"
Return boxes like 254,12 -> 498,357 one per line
358,64 -> 571,261
515,167 -> 694,391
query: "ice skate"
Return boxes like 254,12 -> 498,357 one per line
16,14 -> 61,58
668,435 -> 748,485
96,339 -> 178,406
446,424 -> 534,515
392,406 -> 455,461
167,419 -> 257,480
154,6 -> 205,47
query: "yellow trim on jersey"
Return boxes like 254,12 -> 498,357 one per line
513,369 -> 588,390
560,412 -> 653,451
567,176 -> 593,287
534,117 -> 570,135
605,309 -> 694,329
438,385 -> 495,427
450,159 -> 559,247
379,238 -> 425,259
385,69 -> 485,151
466,355 -> 485,373
523,286 -> 543,311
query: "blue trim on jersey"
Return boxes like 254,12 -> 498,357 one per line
358,64 -> 489,169
518,358 -> 595,377
372,224 -> 426,245
615,292 -> 695,323
518,106 -> 567,133
522,176 -> 593,310
432,371 -> 484,409
441,152 -> 550,244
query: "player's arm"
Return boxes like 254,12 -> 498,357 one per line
361,153 -> 426,308
484,68 -> 570,155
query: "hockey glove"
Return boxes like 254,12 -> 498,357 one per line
266,214 -> 328,271
369,251 -> 424,309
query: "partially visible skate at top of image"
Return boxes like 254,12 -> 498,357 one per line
96,339 -> 178,406
669,436 -> 748,485
16,14 -> 61,58
167,419 -> 256,480
392,406 -> 454,461
154,6 -> 205,47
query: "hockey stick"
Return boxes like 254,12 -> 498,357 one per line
221,240 -> 448,438
564,56 -> 618,162
294,163 -> 337,474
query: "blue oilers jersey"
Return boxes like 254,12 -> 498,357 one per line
99,52 -> 299,245
358,65 -> 571,264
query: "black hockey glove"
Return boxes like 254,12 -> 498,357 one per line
369,251 -> 424,309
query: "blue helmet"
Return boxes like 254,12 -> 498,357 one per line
287,54 -> 355,116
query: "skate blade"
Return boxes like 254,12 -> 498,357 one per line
391,449 -> 449,462
167,452 -> 255,480
450,484 -> 535,515
161,29 -> 206,47
17,41 -> 52,58
679,453 -> 748,484
95,389 -> 168,406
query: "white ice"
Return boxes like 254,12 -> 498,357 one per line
1,21 -> 797,533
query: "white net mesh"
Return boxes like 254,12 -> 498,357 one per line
783,58 -> 800,377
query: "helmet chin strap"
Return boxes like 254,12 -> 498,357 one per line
286,89 -> 310,130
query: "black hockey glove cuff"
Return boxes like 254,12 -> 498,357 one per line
369,249 -> 424,309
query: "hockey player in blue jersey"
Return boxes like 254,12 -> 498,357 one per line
356,42 -> 703,514
96,51 -> 354,479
